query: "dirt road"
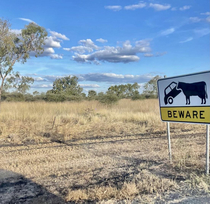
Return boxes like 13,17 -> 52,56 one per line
0,132 -> 209,203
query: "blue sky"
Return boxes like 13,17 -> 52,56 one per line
1,0 -> 210,93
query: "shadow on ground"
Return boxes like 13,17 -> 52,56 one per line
0,169 -> 66,204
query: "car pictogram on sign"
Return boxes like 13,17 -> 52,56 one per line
164,82 -> 182,105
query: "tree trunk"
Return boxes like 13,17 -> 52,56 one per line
0,77 -> 5,113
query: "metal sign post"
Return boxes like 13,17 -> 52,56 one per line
207,125 -> 209,175
167,122 -> 172,163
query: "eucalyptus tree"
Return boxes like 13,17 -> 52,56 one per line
50,76 -> 83,96
88,90 -> 97,100
107,83 -> 140,99
4,73 -> 34,94
0,18 -> 47,104
46,76 -> 84,101
143,75 -> 162,98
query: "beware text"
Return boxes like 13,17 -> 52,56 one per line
167,110 -> 205,119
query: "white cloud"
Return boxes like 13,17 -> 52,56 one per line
144,52 -> 167,57
78,73 -> 154,83
124,2 -> 146,10
96,38 -> 108,43
179,5 -> 191,11
72,40 -> 151,64
124,74 -> 135,78
63,48 -> 71,51
31,47 -> 62,59
160,28 -> 175,36
79,39 -> 99,50
39,75 -> 61,82
39,31 -> 68,60
189,17 -> 201,23
44,36 -> 61,48
80,84 -> 100,88
156,52 -> 167,57
149,3 -> 171,11
19,18 -> 37,24
194,28 -> 210,37
63,39 -> 99,54
144,53 -> 154,57
179,37 -> 193,43
103,73 -> 124,78
73,53 -> 140,64
171,7 -> 177,11
40,47 -> 55,55
34,77 -> 47,81
10,29 -> 21,35
190,14 -> 210,23
31,84 -> 53,88
201,12 -> 210,16
50,54 -> 63,59
49,30 -> 69,40
105,5 -> 122,11
33,31 -> 66,60
64,46 -> 94,54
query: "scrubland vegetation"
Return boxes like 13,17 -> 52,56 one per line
0,99 -> 162,144
0,99 -> 209,203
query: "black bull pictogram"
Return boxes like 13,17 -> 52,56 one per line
177,81 -> 208,105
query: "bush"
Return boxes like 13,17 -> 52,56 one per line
45,93 -> 84,102
131,93 -> 142,100
65,95 -> 84,101
33,93 -> 46,101
4,92 -> 25,102
97,93 -> 119,106
45,93 -> 66,102
141,94 -> 157,99
24,94 -> 35,101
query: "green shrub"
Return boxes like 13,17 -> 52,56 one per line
45,93 -> 66,102
4,92 -> 25,102
97,93 -> 119,106
65,95 -> 84,101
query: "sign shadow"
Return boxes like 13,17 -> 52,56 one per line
0,169 -> 66,204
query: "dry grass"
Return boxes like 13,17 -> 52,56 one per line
65,169 -> 176,202
0,99 -> 161,144
0,99 -> 209,203
0,99 -> 204,144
